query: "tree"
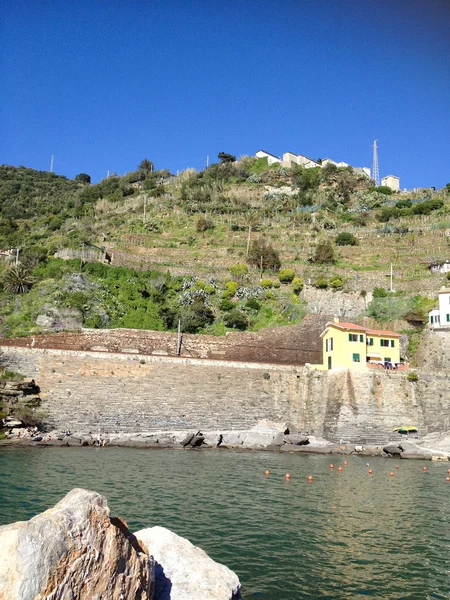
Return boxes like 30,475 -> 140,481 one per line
313,241 -> 335,264
247,239 -> 281,275
3,265 -> 34,294
138,158 -> 154,173
218,152 -> 236,164
230,263 -> 248,282
75,173 -> 91,185
224,308 -> 248,330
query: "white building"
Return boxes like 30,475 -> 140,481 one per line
282,152 -> 321,169
255,150 -> 281,165
381,175 -> 400,192
428,288 -> 450,328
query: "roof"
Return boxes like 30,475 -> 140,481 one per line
321,321 -> 400,338
437,288 -> 450,294
284,151 -> 320,165
256,150 -> 280,160
381,174 -> 400,180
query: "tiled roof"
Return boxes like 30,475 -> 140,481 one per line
327,321 -> 367,331
366,329 -> 400,337
323,321 -> 400,337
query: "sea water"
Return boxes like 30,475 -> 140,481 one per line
0,447 -> 449,599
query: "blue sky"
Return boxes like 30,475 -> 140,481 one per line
1,0 -> 449,189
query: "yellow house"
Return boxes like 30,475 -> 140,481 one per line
318,319 -> 401,370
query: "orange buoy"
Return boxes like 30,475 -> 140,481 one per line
446,477 -> 450,482
338,466 -> 343,472
447,468 -> 450,474
330,464 -> 334,469
368,469 -> 373,475
423,467 -> 427,472
390,472 -> 395,477
343,461 -> 348,466
285,473 -> 291,480
308,475 -> 313,482
265,469 -> 270,476
396,465 -> 399,470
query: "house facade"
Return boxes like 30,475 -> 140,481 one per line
428,288 -> 450,329
381,175 -> 400,192
315,319 -> 401,370
255,150 -> 281,166
282,152 -> 321,169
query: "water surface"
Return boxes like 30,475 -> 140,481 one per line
0,448 -> 449,599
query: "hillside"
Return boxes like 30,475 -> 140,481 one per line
0,158 -> 449,353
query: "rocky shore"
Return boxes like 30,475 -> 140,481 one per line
2,418 -> 449,461
0,488 -> 241,600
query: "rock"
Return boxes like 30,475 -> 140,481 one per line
383,443 -> 402,455
135,526 -> 241,600
284,434 -> 309,446
36,305 -> 83,330
0,488 -> 154,599
181,433 -> 195,447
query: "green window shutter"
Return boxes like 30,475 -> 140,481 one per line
348,333 -> 352,342
360,334 -> 363,342
391,340 -> 394,347
447,314 -> 450,322
352,353 -> 360,362
431,316 -> 434,324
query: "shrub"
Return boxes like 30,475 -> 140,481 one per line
272,280 -> 281,288
196,217 -> 214,232
407,372 -> 418,382
373,287 -> 388,298
261,278 -> 273,289
395,200 -> 412,209
374,186 -> 393,195
219,298 -> 235,311
335,232 -> 358,246
224,309 -> 248,330
222,281 -> 238,299
247,238 -> 281,272
278,268 -> 295,284
292,277 -> 304,294
330,276 -> 344,289
313,276 -> 328,289
245,297 -> 261,311
313,241 -> 335,264
75,173 -> 91,185
230,263 -> 249,280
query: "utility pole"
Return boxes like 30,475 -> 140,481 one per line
371,140 -> 380,186
390,263 -> 394,293
50,155 -> 54,173
107,170 -> 110,178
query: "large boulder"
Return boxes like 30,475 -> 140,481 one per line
135,526 -> 241,600
0,488 -> 154,600
383,443 -> 402,456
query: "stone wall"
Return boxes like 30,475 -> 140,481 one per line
1,345 -> 449,445
0,314 -> 330,366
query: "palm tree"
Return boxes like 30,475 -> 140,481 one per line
3,265 -> 34,294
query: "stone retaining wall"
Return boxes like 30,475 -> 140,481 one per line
1,346 -> 449,445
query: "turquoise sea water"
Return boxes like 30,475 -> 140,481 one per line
0,447 -> 449,599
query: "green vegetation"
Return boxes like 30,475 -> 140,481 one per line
407,372 -> 419,382
0,159 -> 448,340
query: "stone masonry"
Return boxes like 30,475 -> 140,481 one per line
1,345 -> 449,445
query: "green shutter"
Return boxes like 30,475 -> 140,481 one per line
391,340 -> 394,347
360,334 -> 363,342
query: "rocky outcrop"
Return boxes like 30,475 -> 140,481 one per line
135,526 -> 241,600
0,488 -> 154,600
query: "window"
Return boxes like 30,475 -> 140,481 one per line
390,340 -> 395,348
353,353 -> 360,362
384,357 -> 391,363
348,334 -> 359,342
326,337 -> 333,352
381,339 -> 390,347
367,337 -> 374,346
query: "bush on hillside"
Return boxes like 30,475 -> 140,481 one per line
292,277 -> 304,294
330,276 -> 344,289
395,200 -> 412,209
247,239 -> 281,272
75,173 -> 91,185
278,268 -> 295,283
222,281 -> 238,299
374,186 -> 392,195
312,241 -> 335,264
373,287 -> 389,298
261,278 -> 273,289
224,308 -> 248,330
230,264 -> 249,281
219,298 -> 235,311
196,217 -> 214,232
313,276 -> 328,289
335,232 -> 358,246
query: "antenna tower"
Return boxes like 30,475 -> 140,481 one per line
371,140 -> 379,186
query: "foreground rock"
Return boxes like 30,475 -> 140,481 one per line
135,526 -> 241,600
0,488 -> 154,600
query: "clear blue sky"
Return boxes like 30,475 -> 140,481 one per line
1,0 -> 449,189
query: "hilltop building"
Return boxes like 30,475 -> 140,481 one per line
255,150 -> 281,165
282,152 -> 321,169
428,288 -> 450,329
381,175 -> 400,192
314,318 -> 402,370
